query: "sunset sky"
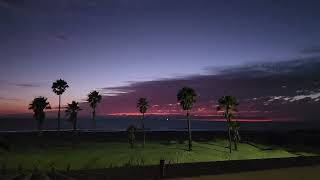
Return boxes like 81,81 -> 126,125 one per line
1,0 -> 320,122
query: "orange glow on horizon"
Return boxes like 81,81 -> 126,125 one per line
0,104 -> 28,115
108,112 -> 183,116
107,112 -> 274,122
194,118 -> 273,122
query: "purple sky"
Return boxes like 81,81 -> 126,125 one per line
1,0 -> 320,118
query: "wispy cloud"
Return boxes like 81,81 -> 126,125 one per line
0,0 -> 25,11
0,97 -> 20,101
0,81 -> 41,88
55,34 -> 68,41
301,46 -> 320,54
9,83 -> 41,88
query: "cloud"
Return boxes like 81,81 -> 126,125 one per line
96,55 -> 320,122
0,0 -> 25,11
266,91 -> 320,103
215,56 -> 320,78
301,46 -> 320,54
0,97 -> 20,101
0,80 -> 41,88
55,34 -> 68,41
9,83 -> 41,88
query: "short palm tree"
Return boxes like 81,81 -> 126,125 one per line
28,97 -> 51,132
52,79 -> 69,131
217,95 -> 239,153
137,97 -> 149,147
65,101 -> 82,132
177,87 -> 196,151
87,91 -> 102,129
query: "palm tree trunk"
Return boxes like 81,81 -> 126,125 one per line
38,121 -> 41,131
228,127 -> 232,153
236,130 -> 241,142
233,130 -> 238,151
226,107 -> 232,153
37,118 -> 43,136
73,118 -> 77,132
142,113 -> 145,147
187,111 -> 192,151
58,95 -> 61,132
92,109 -> 96,130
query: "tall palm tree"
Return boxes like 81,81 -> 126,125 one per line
65,101 -> 82,132
87,91 -> 102,129
52,79 -> 69,131
217,96 -> 239,153
177,87 -> 196,151
137,97 -> 149,147
28,97 -> 51,132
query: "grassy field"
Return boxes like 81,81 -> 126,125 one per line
0,137 -> 315,171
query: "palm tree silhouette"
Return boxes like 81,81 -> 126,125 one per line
87,91 -> 102,129
51,79 -> 69,131
217,95 -> 239,153
137,97 -> 149,147
177,87 -> 196,151
65,101 -> 82,132
28,97 -> 51,133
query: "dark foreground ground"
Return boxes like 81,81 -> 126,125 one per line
1,156 -> 320,179
176,165 -> 320,180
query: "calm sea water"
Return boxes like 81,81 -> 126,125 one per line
0,116 -> 319,132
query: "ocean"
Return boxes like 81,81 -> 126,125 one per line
0,116 -> 319,132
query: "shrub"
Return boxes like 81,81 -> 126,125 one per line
127,125 -> 136,148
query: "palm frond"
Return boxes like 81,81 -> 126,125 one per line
177,87 -> 196,111
65,101 -> 82,122
87,90 -> 102,108
29,97 -> 51,122
137,97 -> 149,114
51,79 -> 69,95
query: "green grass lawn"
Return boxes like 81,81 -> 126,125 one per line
0,139 -> 316,171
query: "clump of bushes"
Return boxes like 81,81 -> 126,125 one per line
127,125 -> 136,148
0,136 -> 9,151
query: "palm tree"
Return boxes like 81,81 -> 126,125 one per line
87,91 -> 102,129
28,97 -> 51,132
217,96 -> 239,153
137,97 -> 149,147
65,101 -> 82,132
52,79 -> 69,131
177,87 -> 196,151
